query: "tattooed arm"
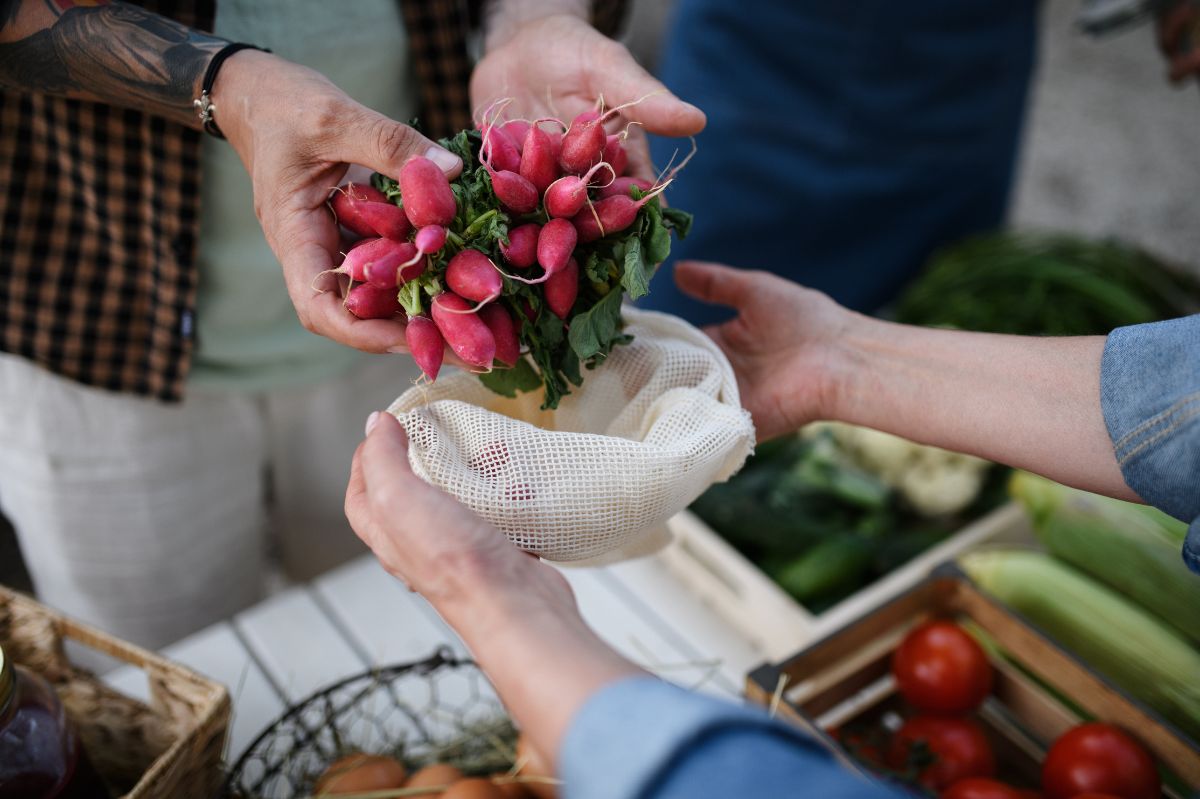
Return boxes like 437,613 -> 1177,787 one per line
0,0 -> 467,355
0,0 -> 227,128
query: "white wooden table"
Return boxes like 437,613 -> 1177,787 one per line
104,550 -> 769,761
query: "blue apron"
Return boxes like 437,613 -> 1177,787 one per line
642,0 -> 1039,325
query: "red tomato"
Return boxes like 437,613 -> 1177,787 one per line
887,716 -> 995,790
941,777 -> 1040,799
1042,723 -> 1160,799
892,620 -> 993,715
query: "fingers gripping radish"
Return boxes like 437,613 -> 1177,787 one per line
431,293 -> 496,369
537,218 -> 578,274
404,315 -> 445,380
544,257 -> 579,320
446,248 -> 503,305
346,282 -> 403,319
479,304 -> 520,367
399,156 -> 457,228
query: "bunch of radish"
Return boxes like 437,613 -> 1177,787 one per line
326,101 -> 692,409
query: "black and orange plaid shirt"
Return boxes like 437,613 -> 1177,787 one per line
0,0 -> 625,402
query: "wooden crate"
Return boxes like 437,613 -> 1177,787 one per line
659,502 -> 1032,661
0,585 -> 230,799
745,568 -> 1200,794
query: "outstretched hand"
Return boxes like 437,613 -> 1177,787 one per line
214,50 -> 462,354
471,13 -> 705,183
674,261 -> 859,442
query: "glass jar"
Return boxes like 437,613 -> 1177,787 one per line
0,643 -> 111,798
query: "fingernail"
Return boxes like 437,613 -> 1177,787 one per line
424,146 -> 461,173
365,411 -> 380,436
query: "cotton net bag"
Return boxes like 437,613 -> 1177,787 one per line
386,307 -> 756,565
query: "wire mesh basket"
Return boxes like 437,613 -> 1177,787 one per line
223,647 -> 519,798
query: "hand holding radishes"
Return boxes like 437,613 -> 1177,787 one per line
470,13 -> 706,184
337,118 -> 693,409
210,48 -> 461,354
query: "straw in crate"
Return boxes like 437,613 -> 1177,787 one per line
0,585 -> 230,798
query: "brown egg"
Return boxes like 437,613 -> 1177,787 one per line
314,753 -> 408,795
405,762 -> 466,795
441,777 -> 505,799
514,736 -> 557,799
490,774 -> 533,798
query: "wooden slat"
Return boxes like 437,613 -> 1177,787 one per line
558,566 -> 736,698
233,587 -> 367,702
313,556 -> 465,664
596,557 -> 762,690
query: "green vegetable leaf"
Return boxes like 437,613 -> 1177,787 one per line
642,201 -> 672,266
621,238 -> 650,299
568,287 -> 624,360
397,280 -> 424,318
662,207 -> 693,239
478,356 -> 542,398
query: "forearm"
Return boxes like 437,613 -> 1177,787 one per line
438,562 -> 643,769
483,0 -> 588,50
0,0 -> 227,128
833,317 -> 1138,501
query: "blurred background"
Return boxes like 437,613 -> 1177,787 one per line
2,0 -> 1197,591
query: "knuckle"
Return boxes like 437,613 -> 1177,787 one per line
372,119 -> 421,165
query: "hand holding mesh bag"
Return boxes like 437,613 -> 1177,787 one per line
386,307 -> 755,563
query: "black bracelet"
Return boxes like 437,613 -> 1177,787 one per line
194,42 -> 271,139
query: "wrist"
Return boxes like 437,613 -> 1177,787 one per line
816,310 -> 890,425
206,47 -> 281,146
484,0 -> 589,51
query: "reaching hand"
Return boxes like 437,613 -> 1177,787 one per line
214,50 -> 463,353
345,411 -> 573,607
674,261 -> 859,442
470,13 -> 705,182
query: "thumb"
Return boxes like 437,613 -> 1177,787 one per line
334,109 -> 463,180
361,411 -> 417,490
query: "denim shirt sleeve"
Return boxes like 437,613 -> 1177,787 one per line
1100,315 -> 1200,572
559,677 -> 901,799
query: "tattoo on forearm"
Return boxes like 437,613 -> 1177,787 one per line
0,0 -> 228,125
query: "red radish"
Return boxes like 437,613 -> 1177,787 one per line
571,182 -> 669,243
500,223 -> 540,269
537,218 -> 577,275
479,304 -> 520,367
543,162 -> 614,219
330,183 -> 412,241
399,156 -> 457,227
446,249 -> 503,305
431,293 -> 496,369
415,225 -> 447,254
500,120 -> 529,152
404,315 -> 444,380
345,283 -> 402,319
598,176 -> 654,199
337,237 -> 410,282
488,169 -> 539,214
544,257 -> 579,319
603,135 -> 628,177
364,242 -> 423,287
519,124 -> 561,194
559,111 -> 606,174
481,126 -> 522,173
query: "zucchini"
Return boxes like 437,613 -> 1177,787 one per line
962,550 -> 1200,741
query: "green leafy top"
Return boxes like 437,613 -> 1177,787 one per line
372,129 -> 691,409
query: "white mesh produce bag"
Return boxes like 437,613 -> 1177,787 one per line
386,307 -> 755,563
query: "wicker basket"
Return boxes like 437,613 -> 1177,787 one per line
0,585 -> 230,798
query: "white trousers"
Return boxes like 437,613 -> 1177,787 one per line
0,352 -> 418,650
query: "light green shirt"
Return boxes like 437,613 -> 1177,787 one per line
189,0 -> 415,391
